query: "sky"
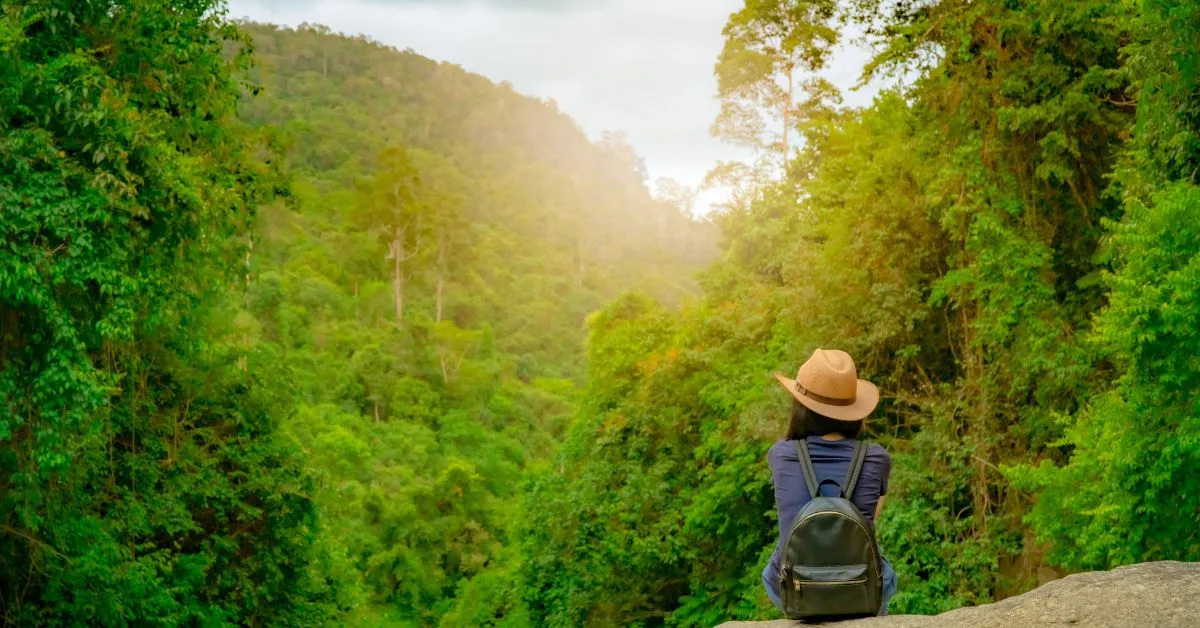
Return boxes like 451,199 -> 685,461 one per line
227,0 -> 881,215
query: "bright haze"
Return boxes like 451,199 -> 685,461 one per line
227,0 -> 878,216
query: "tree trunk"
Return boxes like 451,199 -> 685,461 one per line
436,227 -> 446,323
574,234 -> 585,288
783,63 -> 793,160
389,225 -> 406,323
437,345 -> 469,385
245,234 -> 253,286
241,234 -> 253,372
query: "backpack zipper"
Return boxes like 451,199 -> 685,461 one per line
793,575 -> 868,589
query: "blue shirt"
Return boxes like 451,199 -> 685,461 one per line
765,436 -> 891,584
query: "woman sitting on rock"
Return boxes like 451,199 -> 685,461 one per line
762,348 -> 898,618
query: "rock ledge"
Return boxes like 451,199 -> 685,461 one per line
718,561 -> 1200,628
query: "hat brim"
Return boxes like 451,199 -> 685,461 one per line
772,372 -> 879,422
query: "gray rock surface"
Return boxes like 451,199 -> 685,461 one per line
717,561 -> 1200,628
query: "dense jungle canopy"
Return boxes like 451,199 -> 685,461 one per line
2,0 -> 1199,626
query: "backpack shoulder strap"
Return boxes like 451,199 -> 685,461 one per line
791,439 -> 820,499
843,440 -> 868,499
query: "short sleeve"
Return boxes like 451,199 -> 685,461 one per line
768,440 -> 806,541
875,445 -> 893,496
768,440 -> 799,495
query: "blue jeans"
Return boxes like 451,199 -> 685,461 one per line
762,554 -> 898,616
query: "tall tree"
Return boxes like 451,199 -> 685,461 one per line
712,0 -> 839,162
413,152 -> 469,324
373,147 -> 423,324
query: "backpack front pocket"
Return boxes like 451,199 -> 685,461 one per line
794,564 -> 868,586
786,564 -> 874,619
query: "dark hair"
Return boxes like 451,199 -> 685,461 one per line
787,401 -> 863,441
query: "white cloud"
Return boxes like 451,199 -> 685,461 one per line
227,0 -> 881,215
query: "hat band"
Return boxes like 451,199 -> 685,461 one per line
795,379 -> 855,407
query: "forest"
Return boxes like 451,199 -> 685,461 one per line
1,0 -> 1198,626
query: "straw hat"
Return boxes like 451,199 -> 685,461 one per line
772,348 -> 879,421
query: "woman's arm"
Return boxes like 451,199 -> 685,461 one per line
875,446 -> 892,522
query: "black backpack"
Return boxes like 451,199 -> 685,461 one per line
779,439 -> 882,621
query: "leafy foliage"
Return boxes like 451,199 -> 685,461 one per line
713,0 -> 839,163
1010,0 -> 1200,571
0,1 -> 328,624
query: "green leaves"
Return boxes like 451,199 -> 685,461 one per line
1016,181 -> 1200,570
1008,1 -> 1200,576
1,1 -> 321,624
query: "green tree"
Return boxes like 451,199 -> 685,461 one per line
712,0 -> 839,161
1011,0 -> 1200,571
373,147 -> 424,324
0,1 -> 329,624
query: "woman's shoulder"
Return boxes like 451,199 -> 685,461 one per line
769,438 -> 796,456
864,441 -> 890,457
863,441 -> 892,468
767,439 -> 798,464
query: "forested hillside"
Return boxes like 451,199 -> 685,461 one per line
227,21 -> 719,626
0,6 -> 714,626
4,1 -> 1200,627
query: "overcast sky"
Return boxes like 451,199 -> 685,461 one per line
227,0 -> 880,215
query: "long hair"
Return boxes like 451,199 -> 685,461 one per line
786,401 -> 864,440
